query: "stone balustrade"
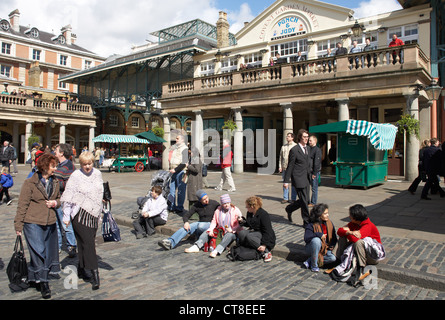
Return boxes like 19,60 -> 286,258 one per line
163,44 -> 429,96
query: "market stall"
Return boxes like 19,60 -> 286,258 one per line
92,134 -> 150,173
309,120 -> 397,188
134,130 -> 166,170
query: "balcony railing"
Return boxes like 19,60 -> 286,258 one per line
163,44 -> 429,96
0,94 -> 93,115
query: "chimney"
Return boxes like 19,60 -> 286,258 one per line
8,9 -> 20,33
61,25 -> 72,45
216,11 -> 230,49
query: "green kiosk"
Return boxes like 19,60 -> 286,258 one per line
309,120 -> 397,188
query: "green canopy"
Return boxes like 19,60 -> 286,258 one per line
92,134 -> 150,144
135,131 -> 166,143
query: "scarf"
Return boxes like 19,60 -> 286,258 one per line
313,220 -> 334,267
60,168 -> 103,219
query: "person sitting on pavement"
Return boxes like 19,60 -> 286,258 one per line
158,190 -> 219,250
185,194 -> 242,258
132,185 -> 168,238
330,204 -> 385,283
303,203 -> 337,272
237,196 -> 276,262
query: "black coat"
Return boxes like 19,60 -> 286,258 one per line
284,144 -> 311,189
0,146 -> 14,162
423,145 -> 442,175
241,208 -> 276,250
309,145 -> 322,175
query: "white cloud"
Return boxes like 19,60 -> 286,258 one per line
352,0 -> 402,18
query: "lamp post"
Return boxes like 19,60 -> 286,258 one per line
425,78 -> 443,138
351,20 -> 365,38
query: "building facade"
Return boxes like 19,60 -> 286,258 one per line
0,9 -> 105,162
160,0 -> 437,180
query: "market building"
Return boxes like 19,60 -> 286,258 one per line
61,0 -> 444,180
0,9 -> 105,162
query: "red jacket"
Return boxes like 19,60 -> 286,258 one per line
389,38 -> 404,47
337,218 -> 381,244
220,145 -> 233,169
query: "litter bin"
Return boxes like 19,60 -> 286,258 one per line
309,120 -> 397,188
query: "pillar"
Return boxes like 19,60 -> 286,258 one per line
404,92 -> 420,181
88,126 -> 95,152
281,103 -> 293,145
162,113 -> 171,171
336,98 -> 350,121
192,110 -> 204,156
232,107 -> 243,174
24,121 -> 33,164
59,123 -> 66,144
45,123 -> 52,147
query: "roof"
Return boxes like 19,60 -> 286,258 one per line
0,18 -> 103,58
92,134 -> 150,144
309,120 -> 397,150
134,131 -> 166,143
151,19 -> 236,46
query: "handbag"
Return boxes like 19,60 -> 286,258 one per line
102,202 -> 121,242
6,235 -> 29,292
103,181 -> 112,201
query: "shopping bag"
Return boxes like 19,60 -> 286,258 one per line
102,202 -> 121,242
6,235 -> 29,292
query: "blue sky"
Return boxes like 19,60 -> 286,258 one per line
0,0 -> 403,57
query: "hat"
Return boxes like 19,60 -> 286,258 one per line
196,190 -> 207,201
220,194 -> 231,204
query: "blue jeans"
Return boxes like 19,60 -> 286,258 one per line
168,171 -> 186,212
195,230 -> 237,254
55,207 -> 77,249
310,172 -> 320,205
23,223 -> 60,282
305,237 -> 336,267
169,222 -> 210,248
282,171 -> 296,201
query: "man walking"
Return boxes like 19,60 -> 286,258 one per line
284,129 -> 311,226
54,143 -> 77,257
215,139 -> 236,192
0,141 -> 14,173
308,135 -> 322,207
279,132 -> 297,204
168,133 -> 189,213
421,138 -> 445,199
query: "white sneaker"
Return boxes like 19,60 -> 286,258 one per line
209,250 -> 218,258
227,188 -> 236,192
184,244 -> 200,253
214,186 -> 222,191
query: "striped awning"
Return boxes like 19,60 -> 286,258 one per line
92,134 -> 150,144
346,120 -> 397,150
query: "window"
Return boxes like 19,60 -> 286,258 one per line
200,61 -> 215,76
388,25 -> 418,45
316,38 -> 339,58
58,81 -> 66,89
131,117 -> 139,128
221,58 -> 237,73
32,49 -> 41,61
109,114 -> 118,127
84,60 -> 92,69
59,55 -> 67,66
1,42 -> 11,55
271,39 -> 307,60
243,53 -> 262,66
1,65 -> 11,77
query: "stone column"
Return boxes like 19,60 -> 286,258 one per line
192,110 -> 204,156
24,121 -> 33,164
232,107 -> 244,174
162,113 -> 171,171
404,92 -> 420,181
45,123 -> 52,147
59,123 -> 66,144
281,103 -> 293,145
88,126 -> 95,152
308,108 -> 317,128
336,98 -> 350,121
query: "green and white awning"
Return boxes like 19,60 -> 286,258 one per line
346,120 -> 397,150
92,134 -> 150,144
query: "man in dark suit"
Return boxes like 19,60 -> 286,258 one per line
0,140 -> 14,173
284,129 -> 311,225
308,135 -> 322,206
421,138 -> 445,199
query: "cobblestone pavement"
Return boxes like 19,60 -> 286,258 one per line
0,165 -> 444,302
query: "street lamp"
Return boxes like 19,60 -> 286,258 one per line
351,20 -> 365,38
424,78 -> 442,103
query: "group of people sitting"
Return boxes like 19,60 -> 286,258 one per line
134,185 -> 385,284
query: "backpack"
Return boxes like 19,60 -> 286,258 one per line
227,244 -> 261,261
